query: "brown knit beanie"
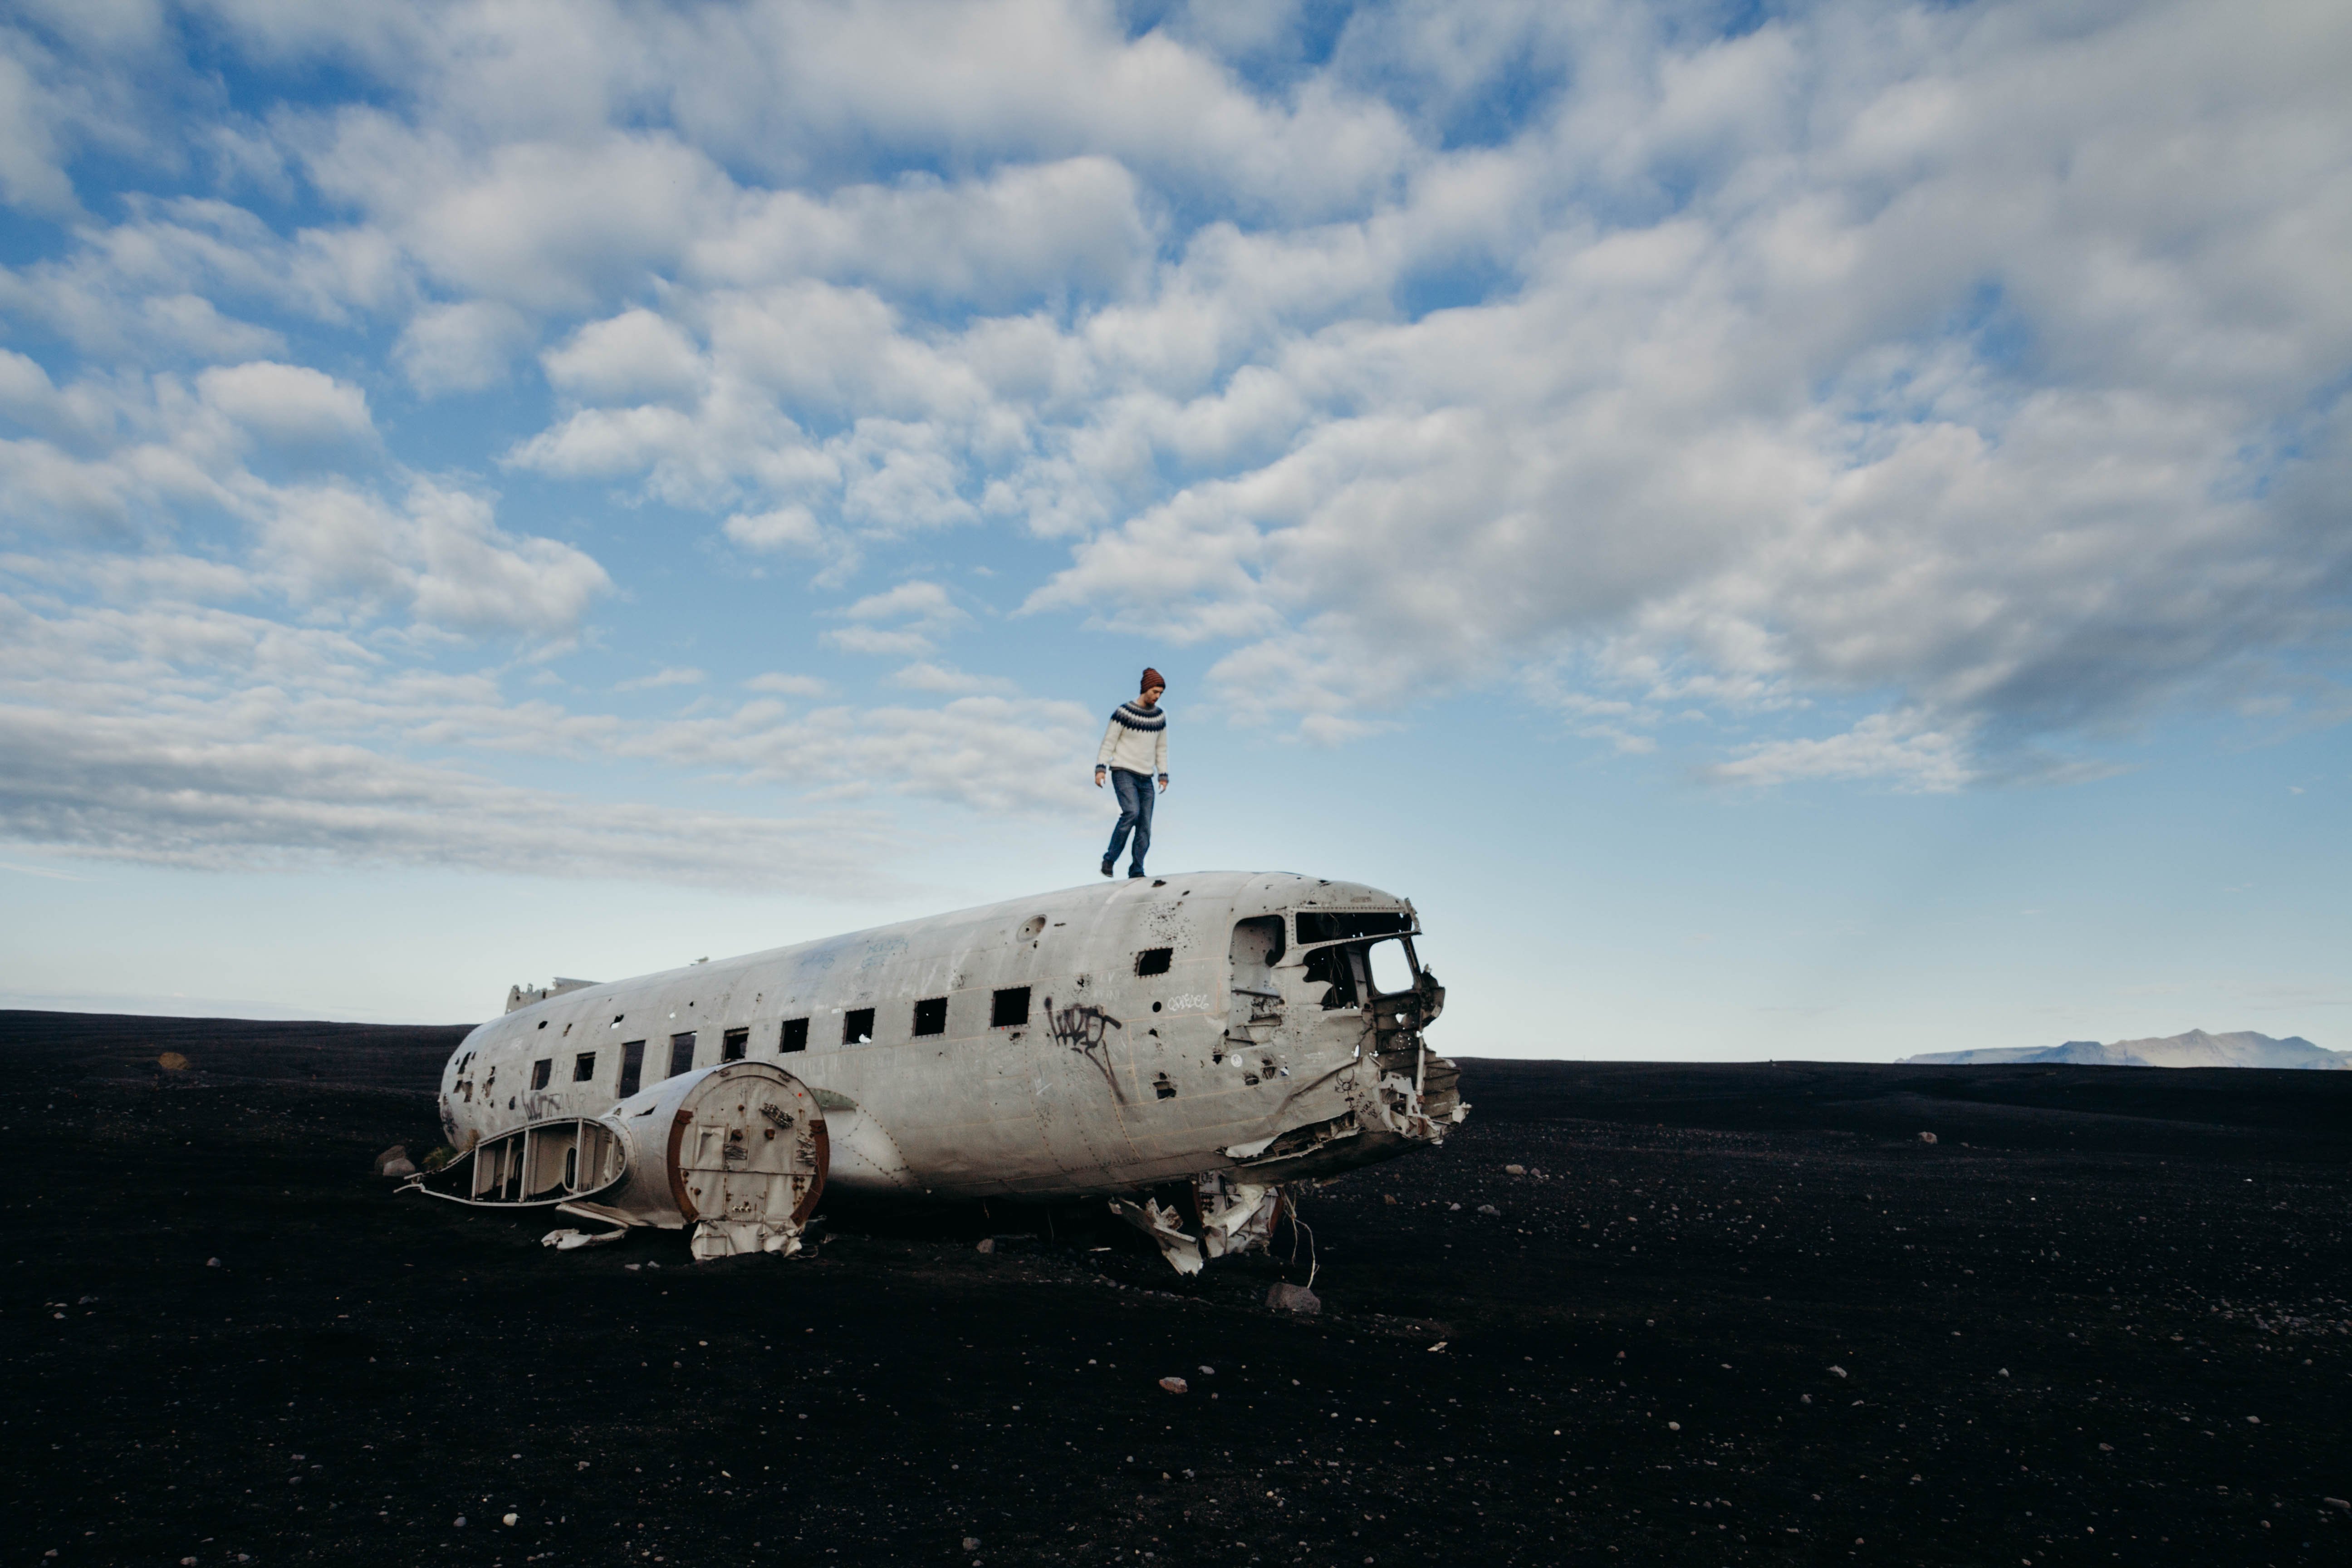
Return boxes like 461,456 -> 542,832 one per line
1140,667 -> 1165,694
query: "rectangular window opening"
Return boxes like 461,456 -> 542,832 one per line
572,1051 -> 596,1083
991,985 -> 1030,1028
618,1040 -> 646,1098
1134,946 -> 1173,976
1366,937 -> 1416,997
529,1058 -> 552,1091
1305,946 -> 1361,1010
721,1027 -> 749,1062
912,996 -> 948,1037
843,1007 -> 875,1046
779,1017 -> 809,1054
1295,909 -> 1413,945
667,1031 -> 696,1080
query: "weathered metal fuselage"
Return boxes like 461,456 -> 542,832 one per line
434,872 -> 1464,1258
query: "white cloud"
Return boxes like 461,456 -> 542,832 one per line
820,577 -> 967,658
743,671 -> 828,696
1001,0 -> 2352,775
78,549 -> 256,605
842,579 -> 959,622
5,0 -> 2349,813
395,299 -> 531,394
722,505 -> 823,554
196,360 -> 375,450
689,156 -> 1154,308
0,198 -> 358,362
0,354 -> 610,640
0,6 -> 184,220
0,700 -> 893,891
0,40 -> 83,215
123,292 -> 286,362
304,122 -> 737,314
615,666 -> 705,691
0,580 -> 1096,888
0,347 -> 56,415
625,691 -> 1101,816
1705,712 -> 1977,793
889,661 -> 1015,695
544,307 -> 706,405
822,624 -> 936,658
385,482 -> 611,641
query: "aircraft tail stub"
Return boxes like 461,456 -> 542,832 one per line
410,1061 -> 829,1260
407,1117 -> 626,1209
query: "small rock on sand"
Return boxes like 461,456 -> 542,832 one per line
1266,1282 -> 1321,1315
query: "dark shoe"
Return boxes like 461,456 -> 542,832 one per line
1100,859 -> 1114,877
1128,868 -> 1145,878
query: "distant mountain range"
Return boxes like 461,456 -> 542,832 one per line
1901,1029 -> 2348,1070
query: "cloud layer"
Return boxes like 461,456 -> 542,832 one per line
1,0 -> 2347,889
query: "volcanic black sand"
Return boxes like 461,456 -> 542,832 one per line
5,1011 -> 2349,1567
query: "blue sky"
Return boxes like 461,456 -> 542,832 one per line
1,0 -> 2347,1059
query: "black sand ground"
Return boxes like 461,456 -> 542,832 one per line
4,1009 -> 2348,1567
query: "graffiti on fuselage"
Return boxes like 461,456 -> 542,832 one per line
1044,996 -> 1125,1101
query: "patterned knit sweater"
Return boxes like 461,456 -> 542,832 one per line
1095,700 -> 1168,777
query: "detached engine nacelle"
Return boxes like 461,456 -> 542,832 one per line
409,1061 -> 828,1261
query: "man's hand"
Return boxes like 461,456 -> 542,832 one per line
1094,766 -> 1107,787
1158,774 -> 1170,791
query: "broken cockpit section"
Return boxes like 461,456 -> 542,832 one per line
1297,908 -> 1464,1145
1110,903 -> 1467,1274
1250,904 -> 1465,1154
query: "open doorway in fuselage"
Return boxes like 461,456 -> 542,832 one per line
1228,916 -> 1285,1029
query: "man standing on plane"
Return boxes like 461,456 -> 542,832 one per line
1095,667 -> 1169,878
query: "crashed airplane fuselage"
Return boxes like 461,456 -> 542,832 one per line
422,872 -> 1466,1269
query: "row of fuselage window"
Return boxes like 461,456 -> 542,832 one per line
489,944 -> 1187,1105
500,983 -> 1049,1102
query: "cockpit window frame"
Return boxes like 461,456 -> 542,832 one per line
1293,909 -> 1416,945
1362,935 -> 1421,998
1290,923 -> 1423,1006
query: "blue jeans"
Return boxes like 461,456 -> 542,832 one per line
1104,767 -> 1156,875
